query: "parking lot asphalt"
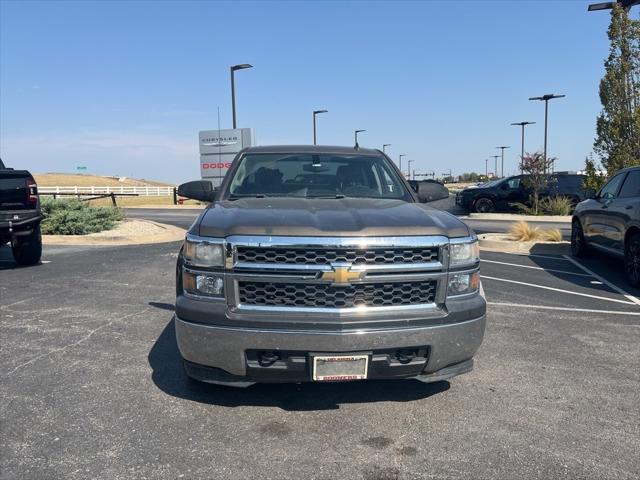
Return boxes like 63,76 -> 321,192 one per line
2,238 -> 639,479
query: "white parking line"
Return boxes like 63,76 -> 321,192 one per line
480,275 -> 637,305
481,259 -> 591,277
562,255 -> 640,306
488,302 -> 640,316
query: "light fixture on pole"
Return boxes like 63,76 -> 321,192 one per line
529,93 -> 565,174
313,110 -> 328,145
382,144 -> 391,153
511,121 -> 536,174
399,154 -> 406,172
407,160 -> 414,179
230,64 -> 253,129
496,146 -> 510,178
354,130 -> 366,149
588,0 -> 640,11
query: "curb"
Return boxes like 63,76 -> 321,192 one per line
467,213 -> 571,223
43,220 -> 186,246
478,233 -> 570,255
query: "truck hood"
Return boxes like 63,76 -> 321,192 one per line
197,197 -> 471,238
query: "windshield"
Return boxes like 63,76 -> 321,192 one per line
227,153 -> 408,199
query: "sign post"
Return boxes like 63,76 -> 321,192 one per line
199,128 -> 255,187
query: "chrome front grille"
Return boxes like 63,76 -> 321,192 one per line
227,235 -> 449,313
236,246 -> 439,265
238,280 -> 438,309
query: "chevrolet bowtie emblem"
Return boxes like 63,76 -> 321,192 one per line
320,264 -> 364,285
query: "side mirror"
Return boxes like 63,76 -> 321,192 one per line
177,180 -> 217,202
584,188 -> 597,200
500,184 -> 509,190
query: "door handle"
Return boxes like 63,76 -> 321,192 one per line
626,205 -> 633,210
601,205 -> 608,209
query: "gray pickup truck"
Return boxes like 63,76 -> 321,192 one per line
175,146 -> 486,387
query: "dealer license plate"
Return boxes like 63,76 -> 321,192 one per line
312,354 -> 369,381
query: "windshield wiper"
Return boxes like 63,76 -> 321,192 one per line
227,194 -> 267,200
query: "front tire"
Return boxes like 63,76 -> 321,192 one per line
473,198 -> 495,213
571,220 -> 588,258
624,233 -> 640,288
12,225 -> 42,266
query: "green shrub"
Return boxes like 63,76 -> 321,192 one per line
539,196 -> 573,216
41,198 -> 124,235
512,195 -> 573,216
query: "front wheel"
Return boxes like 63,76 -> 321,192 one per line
624,234 -> 640,288
473,198 -> 495,213
571,220 -> 588,258
12,225 -> 42,266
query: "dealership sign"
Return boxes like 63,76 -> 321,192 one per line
199,128 -> 255,186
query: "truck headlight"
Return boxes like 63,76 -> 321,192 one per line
448,271 -> 480,296
450,239 -> 480,267
183,271 -> 225,298
184,236 -> 224,267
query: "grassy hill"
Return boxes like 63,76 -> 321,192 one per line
34,173 -> 174,187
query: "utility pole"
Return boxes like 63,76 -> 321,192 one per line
230,64 -> 253,129
529,93 -> 565,174
485,158 -> 488,179
511,121 -> 535,174
496,146 -> 510,178
312,110 -> 328,145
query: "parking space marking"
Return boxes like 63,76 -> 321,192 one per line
488,302 -> 640,317
562,254 -> 640,306
481,258 -> 591,277
480,275 -> 637,305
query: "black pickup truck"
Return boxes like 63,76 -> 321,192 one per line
0,159 -> 43,265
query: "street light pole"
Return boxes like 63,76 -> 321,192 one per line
511,121 -> 536,174
399,154 -> 406,172
354,129 -> 366,149
496,146 -> 510,178
383,144 -> 391,154
312,110 -> 328,145
485,159 -> 488,179
491,155 -> 500,178
529,93 -> 565,174
230,64 -> 253,129
407,160 -> 414,179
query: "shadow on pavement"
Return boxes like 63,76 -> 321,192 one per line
148,318 -> 450,411
528,244 -> 640,297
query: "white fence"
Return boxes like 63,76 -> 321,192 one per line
39,186 -> 176,196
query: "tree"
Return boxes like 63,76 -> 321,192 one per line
583,155 -> 607,193
520,152 -> 554,215
594,4 -> 640,174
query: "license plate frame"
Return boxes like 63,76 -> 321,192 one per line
312,354 -> 369,381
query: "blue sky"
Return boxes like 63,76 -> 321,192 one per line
0,0 -> 614,183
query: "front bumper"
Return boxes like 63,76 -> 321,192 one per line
175,312 -> 486,386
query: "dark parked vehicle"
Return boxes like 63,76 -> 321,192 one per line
571,166 -> 640,287
0,161 -> 43,265
175,145 -> 485,387
455,173 -> 586,213
408,179 -> 449,203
